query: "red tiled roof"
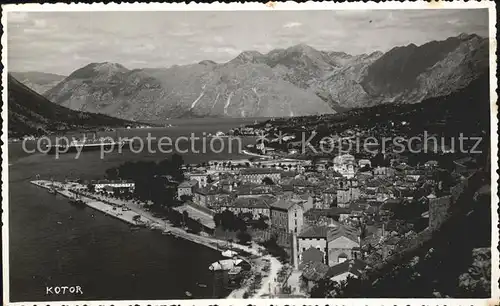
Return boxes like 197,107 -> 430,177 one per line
327,225 -> 359,243
301,261 -> 329,281
299,225 -> 329,239
270,197 -> 302,211
224,196 -> 275,209
179,180 -> 198,188
240,168 -> 281,175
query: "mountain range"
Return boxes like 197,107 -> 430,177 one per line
16,33 -> 489,121
7,74 -> 133,138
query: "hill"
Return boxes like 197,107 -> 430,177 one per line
10,71 -> 66,95
7,74 -> 134,138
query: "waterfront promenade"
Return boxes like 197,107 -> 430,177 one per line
30,179 -> 283,298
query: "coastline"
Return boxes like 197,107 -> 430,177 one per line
30,180 -> 226,251
241,149 -> 273,159
29,179 -> 282,298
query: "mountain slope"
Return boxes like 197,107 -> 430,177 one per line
357,33 -> 488,106
8,74 -> 133,138
43,33 -> 488,120
45,61 -> 335,121
11,71 -> 66,95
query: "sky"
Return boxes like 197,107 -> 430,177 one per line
7,9 -> 489,75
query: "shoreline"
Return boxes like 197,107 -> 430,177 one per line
30,180 -> 225,251
29,179 -> 282,298
241,149 -> 274,159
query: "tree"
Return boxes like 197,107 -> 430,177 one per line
359,165 -> 372,172
220,210 -> 236,230
310,279 -> 349,298
87,184 -> 95,192
187,219 -> 203,234
215,210 -> 247,231
262,236 -> 289,262
182,211 -> 189,226
371,152 -> 390,168
237,231 -> 252,245
105,167 -> 119,180
180,194 -> 193,203
239,212 -> 254,222
168,209 -> 183,227
262,177 -> 275,185
458,248 -> 490,296
171,153 -> 184,169
234,215 -> 247,232
254,216 -> 269,230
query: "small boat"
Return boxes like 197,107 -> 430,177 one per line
197,283 -> 207,288
185,291 -> 192,297
57,221 -> 62,225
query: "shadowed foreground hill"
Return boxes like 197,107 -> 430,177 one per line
8,74 -> 134,138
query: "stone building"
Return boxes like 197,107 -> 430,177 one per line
177,180 -> 198,200
240,168 -> 282,184
337,178 -> 360,208
296,223 -> 360,267
187,171 -> 209,188
220,195 -> 274,220
327,225 -> 360,266
270,197 -> 304,234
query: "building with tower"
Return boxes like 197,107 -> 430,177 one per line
336,178 -> 360,208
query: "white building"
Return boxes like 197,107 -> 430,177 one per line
326,259 -> 368,283
177,180 -> 198,200
93,180 -> 135,192
240,168 -> 281,184
358,159 -> 371,169
296,222 -> 360,267
333,154 -> 356,178
187,172 -> 209,188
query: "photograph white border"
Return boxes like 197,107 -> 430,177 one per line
1,1 -> 498,305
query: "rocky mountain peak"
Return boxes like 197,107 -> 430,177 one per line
458,32 -> 481,41
229,50 -> 266,65
198,59 -> 217,66
68,62 -> 129,80
286,43 -> 318,54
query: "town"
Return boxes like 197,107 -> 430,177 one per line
34,127 -> 489,298
29,75 -> 491,298
6,5 -> 494,303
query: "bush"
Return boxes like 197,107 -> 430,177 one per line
180,194 -> 193,202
